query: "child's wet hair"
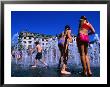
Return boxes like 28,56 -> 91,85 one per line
35,41 -> 39,45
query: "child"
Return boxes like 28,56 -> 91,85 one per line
32,41 -> 47,67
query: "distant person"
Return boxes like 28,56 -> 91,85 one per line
32,41 -> 47,67
76,16 -> 95,76
11,50 -> 15,58
16,49 -> 22,60
63,25 -> 73,62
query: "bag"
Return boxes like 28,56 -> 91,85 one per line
79,33 -> 89,43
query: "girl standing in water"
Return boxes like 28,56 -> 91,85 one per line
58,32 -> 65,69
58,25 -> 73,74
77,16 -> 95,76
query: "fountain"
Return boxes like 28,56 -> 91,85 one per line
11,33 -> 100,68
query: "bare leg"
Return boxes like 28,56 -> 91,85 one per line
66,48 -> 68,69
80,44 -> 87,75
32,59 -> 38,67
61,64 -> 71,74
61,41 -> 71,74
58,56 -> 63,68
85,45 -> 92,76
85,55 -> 92,76
39,59 -> 47,66
58,45 -> 64,68
64,41 -> 69,69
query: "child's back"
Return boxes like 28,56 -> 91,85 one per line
36,44 -> 42,53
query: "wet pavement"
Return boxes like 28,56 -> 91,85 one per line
11,64 -> 100,77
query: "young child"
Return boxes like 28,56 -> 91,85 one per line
32,41 -> 47,67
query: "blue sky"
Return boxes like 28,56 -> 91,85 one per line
11,11 -> 100,41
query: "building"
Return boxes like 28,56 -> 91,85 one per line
21,36 -> 35,49
16,31 -> 79,50
19,32 -> 54,49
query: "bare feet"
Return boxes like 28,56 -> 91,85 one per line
87,70 -> 92,76
32,65 -> 36,68
61,70 -> 71,75
44,62 -> 48,66
81,71 -> 87,77
87,72 -> 92,77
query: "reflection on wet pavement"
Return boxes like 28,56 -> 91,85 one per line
11,64 -> 100,77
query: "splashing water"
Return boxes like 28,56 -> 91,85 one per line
11,34 -> 100,68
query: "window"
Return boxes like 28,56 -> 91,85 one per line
42,38 -> 44,41
42,43 -> 44,45
23,41 -> 26,43
29,37 -> 31,39
24,37 -> 26,39
28,41 -> 32,44
28,45 -> 32,48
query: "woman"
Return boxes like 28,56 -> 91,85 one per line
77,16 -> 95,76
63,25 -> 73,62
60,25 -> 73,74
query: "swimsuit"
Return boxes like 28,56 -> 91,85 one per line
79,33 -> 89,43
81,22 -> 91,30
35,52 -> 42,60
78,22 -> 91,43
58,38 -> 65,45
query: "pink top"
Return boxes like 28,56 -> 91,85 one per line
81,22 -> 91,30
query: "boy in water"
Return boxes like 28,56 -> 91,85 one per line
32,41 -> 47,67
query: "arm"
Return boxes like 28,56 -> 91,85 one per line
67,30 -> 72,38
88,23 -> 95,35
67,30 -> 73,43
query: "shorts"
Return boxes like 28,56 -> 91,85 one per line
78,33 -> 89,43
35,52 -> 42,60
76,36 -> 89,46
